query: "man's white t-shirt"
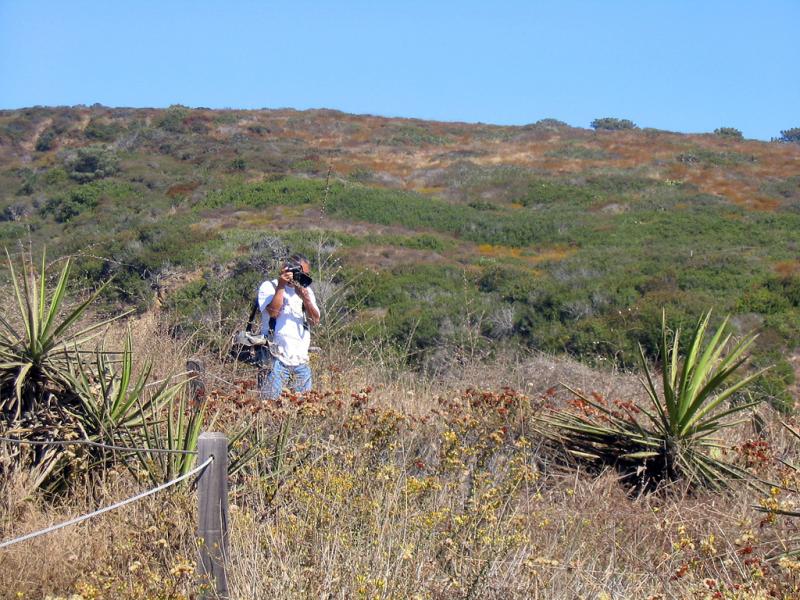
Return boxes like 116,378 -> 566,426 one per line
257,279 -> 319,367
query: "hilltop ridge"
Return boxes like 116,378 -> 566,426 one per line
1,105 -> 798,404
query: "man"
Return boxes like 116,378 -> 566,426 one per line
257,254 -> 320,399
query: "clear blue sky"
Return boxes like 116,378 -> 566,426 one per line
1,0 -> 797,140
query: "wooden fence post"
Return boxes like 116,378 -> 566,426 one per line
198,432 -> 229,599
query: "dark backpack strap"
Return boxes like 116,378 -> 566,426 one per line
246,298 -> 259,333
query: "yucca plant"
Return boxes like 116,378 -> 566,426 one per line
0,250 -> 122,421
0,249 -> 204,492
131,382 -> 208,485
65,333 -> 197,484
541,310 -> 769,491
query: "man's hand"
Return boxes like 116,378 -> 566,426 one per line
294,284 -> 320,325
277,267 -> 294,289
294,285 -> 310,301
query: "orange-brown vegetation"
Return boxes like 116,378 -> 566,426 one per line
3,327 -> 800,599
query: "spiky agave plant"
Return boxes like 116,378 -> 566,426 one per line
541,310 -> 768,491
65,332 -> 197,486
0,249 -> 122,421
0,250 -> 204,492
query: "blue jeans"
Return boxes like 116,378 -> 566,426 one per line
261,357 -> 312,400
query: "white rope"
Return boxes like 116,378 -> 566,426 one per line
0,456 -> 213,550
205,371 -> 262,395
205,371 -> 241,388
144,370 -> 194,388
0,437 -> 198,455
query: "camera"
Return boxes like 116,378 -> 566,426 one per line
289,266 -> 313,288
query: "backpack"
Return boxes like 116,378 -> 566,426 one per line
230,298 -> 271,366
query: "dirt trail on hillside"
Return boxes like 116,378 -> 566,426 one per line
19,117 -> 53,156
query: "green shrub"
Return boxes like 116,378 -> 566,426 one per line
738,284 -> 792,315
562,317 -> 633,365
714,127 -> 743,140
40,180 -> 137,223
518,180 -> 594,206
35,129 -> 57,151
290,159 -> 322,174
591,118 -> 637,131
467,201 -> 497,211
478,266 -> 537,303
762,176 -> 800,202
16,168 -> 36,195
528,118 -> 569,130
42,187 -> 100,222
63,145 -> 119,182
779,127 -> 800,143
156,105 -> 191,133
676,149 -> 755,166
202,177 -> 323,210
348,167 -> 374,182
84,118 -> 123,141
382,124 -> 449,146
230,157 -> 247,171
43,167 -> 69,186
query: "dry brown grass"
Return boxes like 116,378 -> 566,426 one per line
1,318 -> 800,599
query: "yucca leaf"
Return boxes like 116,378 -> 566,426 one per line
677,311 -> 711,412
566,449 -> 602,460
638,344 -> 670,433
686,336 -> 759,416
661,311 -> 678,424
39,258 -> 73,343
779,420 -> 800,443
13,362 -> 32,416
0,313 -> 21,341
620,451 -> 660,459
689,401 -> 762,436
681,368 -> 769,435
6,253 -> 32,345
685,318 -> 731,403
38,251 -> 48,331
44,279 -> 115,346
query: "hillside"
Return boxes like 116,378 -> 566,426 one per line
1,105 -> 799,403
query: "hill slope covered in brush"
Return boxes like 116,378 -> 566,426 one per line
1,106 -> 798,404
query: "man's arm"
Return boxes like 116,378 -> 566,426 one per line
265,268 -> 293,318
296,286 -> 320,326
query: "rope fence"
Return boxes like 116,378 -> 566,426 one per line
0,436 -> 198,455
0,456 -> 213,550
0,431 -> 230,599
145,369 -> 194,388
0,361 -> 239,597
205,370 -> 262,395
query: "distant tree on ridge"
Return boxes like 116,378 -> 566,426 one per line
591,117 -> 637,131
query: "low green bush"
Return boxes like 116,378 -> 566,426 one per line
63,145 -> 119,182
156,105 -> 191,133
714,127 -> 743,140
85,118 -> 124,142
779,128 -> 800,143
591,118 -> 637,131
40,180 -> 138,223
35,129 -> 57,151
